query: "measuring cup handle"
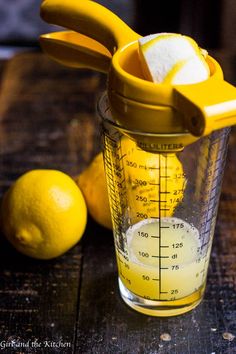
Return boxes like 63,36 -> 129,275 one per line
40,0 -> 140,53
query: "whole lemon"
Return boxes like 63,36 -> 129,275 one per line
75,153 -> 112,230
75,143 -> 185,230
1,170 -> 87,259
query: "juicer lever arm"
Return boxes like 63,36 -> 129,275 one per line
174,79 -> 236,136
40,0 -> 139,54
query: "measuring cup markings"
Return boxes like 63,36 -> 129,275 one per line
113,140 -> 204,301
198,129 -> 229,242
197,128 -> 229,281
121,217 -> 206,300
194,128 -> 230,287
103,131 -> 129,254
158,153 -> 168,298
158,155 -> 189,299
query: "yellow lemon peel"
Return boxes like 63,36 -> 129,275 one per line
138,32 -> 210,84
75,152 -> 112,230
1,170 -> 87,259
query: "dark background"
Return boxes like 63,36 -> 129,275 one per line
0,0 -> 234,50
135,0 -> 223,49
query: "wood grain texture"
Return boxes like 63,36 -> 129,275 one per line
0,52 -> 235,354
0,52 -> 104,353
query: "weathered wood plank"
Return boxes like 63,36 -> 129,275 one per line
0,238 -> 81,354
0,53 -> 104,353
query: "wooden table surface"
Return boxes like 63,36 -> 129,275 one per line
0,52 -> 235,354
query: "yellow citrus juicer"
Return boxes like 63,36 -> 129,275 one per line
40,0 -> 236,151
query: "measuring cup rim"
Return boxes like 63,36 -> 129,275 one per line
98,92 -> 194,139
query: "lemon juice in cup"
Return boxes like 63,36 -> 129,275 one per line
118,218 -> 211,302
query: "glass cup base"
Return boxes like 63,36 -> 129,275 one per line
118,278 -> 205,317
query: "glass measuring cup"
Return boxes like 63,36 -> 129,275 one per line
99,94 -> 230,317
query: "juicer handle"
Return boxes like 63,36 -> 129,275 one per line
174,77 -> 236,136
40,0 -> 139,54
40,31 -> 111,73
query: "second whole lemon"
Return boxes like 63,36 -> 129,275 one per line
75,152 -> 112,230
75,140 -> 186,229
1,170 -> 87,259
